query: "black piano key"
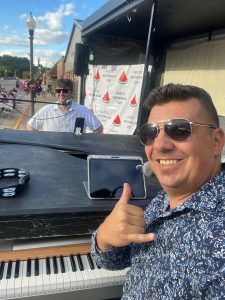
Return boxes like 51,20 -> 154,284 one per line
34,258 -> 39,276
87,253 -> 95,270
0,261 -> 5,280
6,260 -> 12,279
26,259 -> 31,277
14,260 -> 20,278
46,257 -> 51,275
52,256 -> 58,274
76,254 -> 84,271
59,256 -> 65,273
70,255 -> 76,272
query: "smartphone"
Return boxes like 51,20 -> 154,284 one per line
74,117 -> 85,135
87,155 -> 146,199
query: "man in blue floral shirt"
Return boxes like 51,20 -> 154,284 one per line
91,83 -> 225,299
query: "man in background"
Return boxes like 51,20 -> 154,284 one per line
26,78 -> 103,133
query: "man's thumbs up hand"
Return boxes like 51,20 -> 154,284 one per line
96,183 -> 155,251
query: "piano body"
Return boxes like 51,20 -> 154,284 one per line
0,130 -> 161,299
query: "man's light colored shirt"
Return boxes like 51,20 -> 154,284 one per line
27,102 -> 102,132
92,164 -> 225,299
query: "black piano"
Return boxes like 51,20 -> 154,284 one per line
0,130 -> 161,300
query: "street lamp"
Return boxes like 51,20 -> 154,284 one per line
26,12 -> 36,116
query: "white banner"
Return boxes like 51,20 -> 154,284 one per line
85,64 -> 144,134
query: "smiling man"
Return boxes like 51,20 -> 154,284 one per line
91,83 -> 225,299
26,79 -> 103,133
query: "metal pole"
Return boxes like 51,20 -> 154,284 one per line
136,1 -> 156,130
29,29 -> 35,116
79,75 -> 84,105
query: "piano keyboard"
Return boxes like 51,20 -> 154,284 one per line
0,253 -> 129,299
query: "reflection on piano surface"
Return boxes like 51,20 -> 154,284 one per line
0,237 -> 128,300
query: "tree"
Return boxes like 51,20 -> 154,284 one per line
0,55 -> 30,78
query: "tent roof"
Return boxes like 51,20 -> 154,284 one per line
82,0 -> 225,42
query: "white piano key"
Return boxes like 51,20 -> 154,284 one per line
41,258 -> 51,292
6,261 -> 16,298
92,260 -> 110,286
48,257 -> 57,291
81,255 -> 97,287
64,256 -> 79,289
14,261 -> 23,297
87,256 -> 107,286
0,262 -> 7,299
55,257 -> 64,291
28,259 -> 36,294
74,255 -> 90,289
121,267 -> 130,281
68,255 -> 85,290
21,260 -> 29,295
61,256 -> 71,289
35,258 -> 44,293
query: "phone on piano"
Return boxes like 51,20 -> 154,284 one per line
86,155 -> 146,200
74,117 -> 85,135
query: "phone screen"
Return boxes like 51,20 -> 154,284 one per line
88,156 -> 146,199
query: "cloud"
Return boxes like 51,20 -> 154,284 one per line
36,2 -> 75,30
0,36 -> 27,47
3,25 -> 9,31
0,2 -> 76,67
34,29 -> 69,45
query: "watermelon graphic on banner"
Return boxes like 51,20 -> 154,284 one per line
103,91 -> 110,103
113,115 -> 121,126
118,71 -> 128,84
130,95 -> 137,107
94,70 -> 100,81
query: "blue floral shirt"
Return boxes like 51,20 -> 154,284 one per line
91,164 -> 225,299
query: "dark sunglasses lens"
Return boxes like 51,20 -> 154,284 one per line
165,119 -> 191,141
139,124 -> 158,145
55,88 -> 69,93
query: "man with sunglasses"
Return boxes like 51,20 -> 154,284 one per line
26,79 -> 103,133
91,83 -> 225,299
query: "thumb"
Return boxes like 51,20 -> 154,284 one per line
118,183 -> 132,205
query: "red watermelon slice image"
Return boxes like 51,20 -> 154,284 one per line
113,115 -> 121,126
118,71 -> 128,84
130,95 -> 137,107
94,70 -> 100,81
103,91 -> 110,103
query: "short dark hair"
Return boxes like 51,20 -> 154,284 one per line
144,83 -> 219,127
56,79 -> 73,91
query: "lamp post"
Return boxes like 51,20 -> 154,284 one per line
26,12 -> 36,116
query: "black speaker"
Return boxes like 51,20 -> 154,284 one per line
74,43 -> 90,76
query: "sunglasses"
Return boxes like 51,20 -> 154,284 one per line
139,118 -> 217,145
55,88 -> 70,94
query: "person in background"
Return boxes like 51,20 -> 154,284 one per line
91,83 -> 225,299
26,78 -> 103,133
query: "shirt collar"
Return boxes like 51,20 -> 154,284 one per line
53,100 -> 76,112
185,163 -> 225,214
151,163 -> 225,217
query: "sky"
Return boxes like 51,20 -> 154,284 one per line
0,0 -> 109,68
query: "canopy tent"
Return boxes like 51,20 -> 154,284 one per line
80,0 -> 225,127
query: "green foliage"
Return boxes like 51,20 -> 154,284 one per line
0,55 -> 30,78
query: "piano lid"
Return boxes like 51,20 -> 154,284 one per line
0,144 -> 161,240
